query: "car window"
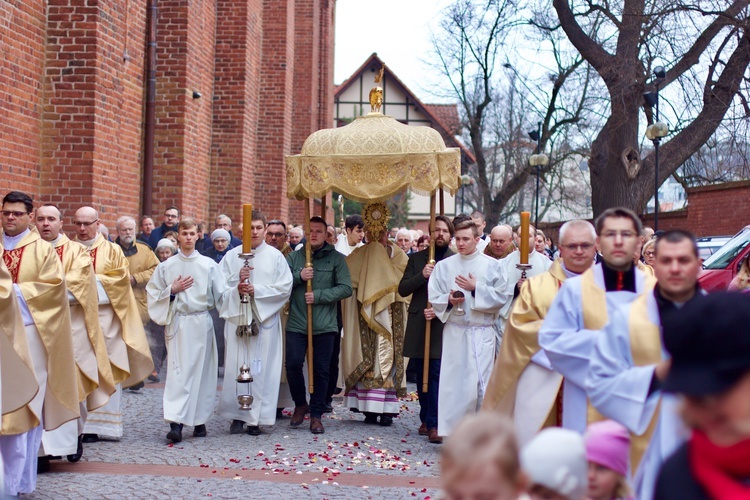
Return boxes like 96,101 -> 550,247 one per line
703,228 -> 750,270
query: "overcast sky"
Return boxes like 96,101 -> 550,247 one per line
334,0 -> 455,102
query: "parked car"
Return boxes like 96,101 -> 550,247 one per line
698,226 -> 750,292
696,235 -> 732,261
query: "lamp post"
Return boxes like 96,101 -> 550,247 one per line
460,174 -> 474,214
528,122 -> 548,228
644,66 -> 668,231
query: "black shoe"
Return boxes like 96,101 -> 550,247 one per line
247,425 -> 261,436
323,402 -> 333,414
82,433 -> 98,443
276,408 -> 285,419
167,423 -> 183,443
128,381 -> 145,392
193,424 -> 207,438
67,434 -> 84,463
37,456 -> 51,473
363,412 -> 379,424
147,373 -> 160,383
379,415 -> 394,426
230,420 -> 244,434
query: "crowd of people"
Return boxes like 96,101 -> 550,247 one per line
2,190 -> 750,499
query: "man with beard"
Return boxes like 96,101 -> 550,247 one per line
397,215 -> 454,443
586,230 -> 702,500
116,216 -> 159,388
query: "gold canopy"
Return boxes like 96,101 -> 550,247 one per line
285,112 -> 461,203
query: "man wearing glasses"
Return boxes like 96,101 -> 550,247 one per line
147,206 -> 181,250
214,214 -> 242,248
0,191 -> 79,496
539,207 -> 656,433
482,220 -> 597,445
265,220 -> 293,257
75,206 -> 153,443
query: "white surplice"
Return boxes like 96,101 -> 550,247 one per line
538,264 -> 650,433
586,294 -> 688,500
428,249 -> 510,437
218,243 -> 292,426
147,250 -> 227,426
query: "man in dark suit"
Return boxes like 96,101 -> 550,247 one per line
398,215 -> 454,444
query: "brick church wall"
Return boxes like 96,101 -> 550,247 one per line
0,1 -> 334,232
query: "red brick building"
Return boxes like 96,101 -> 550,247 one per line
0,0 -> 334,230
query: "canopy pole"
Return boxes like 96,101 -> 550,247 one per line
305,198 -> 315,394
439,189 -> 445,216
422,192 -> 437,393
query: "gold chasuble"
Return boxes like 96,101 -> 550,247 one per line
84,234 -> 153,387
0,243 -> 38,419
55,235 -> 116,409
627,293 -> 662,474
2,231 -> 79,434
342,242 -> 409,396
482,258 -> 566,414
637,261 -> 655,277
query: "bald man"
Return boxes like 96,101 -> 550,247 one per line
75,207 -> 153,442
485,225 -> 515,260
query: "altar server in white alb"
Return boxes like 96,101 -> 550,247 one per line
147,218 -> 228,443
586,230 -> 701,500
539,207 -> 655,434
219,211 -> 292,436
428,219 -> 509,437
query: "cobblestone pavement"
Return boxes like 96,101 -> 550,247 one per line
31,377 -> 442,499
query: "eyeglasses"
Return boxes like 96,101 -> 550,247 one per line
600,231 -> 637,240
1,210 -> 29,218
73,219 -> 99,227
561,243 -> 595,251
164,213 -> 179,219
644,251 -> 655,257
267,232 -> 286,238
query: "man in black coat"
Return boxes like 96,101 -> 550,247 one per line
397,215 -> 454,444
654,292 -> 750,500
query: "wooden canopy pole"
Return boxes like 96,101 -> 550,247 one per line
422,192 -> 437,393
304,198 -> 315,394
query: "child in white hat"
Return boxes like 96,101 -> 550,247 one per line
521,428 -> 588,500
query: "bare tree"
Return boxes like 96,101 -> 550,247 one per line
432,0 -> 592,226
550,0 -> 750,216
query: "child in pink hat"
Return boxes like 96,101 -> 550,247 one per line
585,420 -> 633,500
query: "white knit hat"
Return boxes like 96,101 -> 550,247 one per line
521,428 -> 588,500
210,228 -> 231,242
155,238 -> 176,251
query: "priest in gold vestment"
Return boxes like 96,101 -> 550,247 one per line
481,220 -> 597,446
35,205 -> 116,458
342,206 -> 409,426
1,191 -> 79,496
74,207 -> 153,442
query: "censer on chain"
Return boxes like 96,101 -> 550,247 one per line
235,250 -> 258,410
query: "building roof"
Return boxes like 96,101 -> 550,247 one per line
335,53 -> 475,164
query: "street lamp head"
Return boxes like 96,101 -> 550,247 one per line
643,92 -> 658,108
646,122 -> 669,140
529,154 -> 549,167
528,130 -> 540,141
653,66 -> 666,79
